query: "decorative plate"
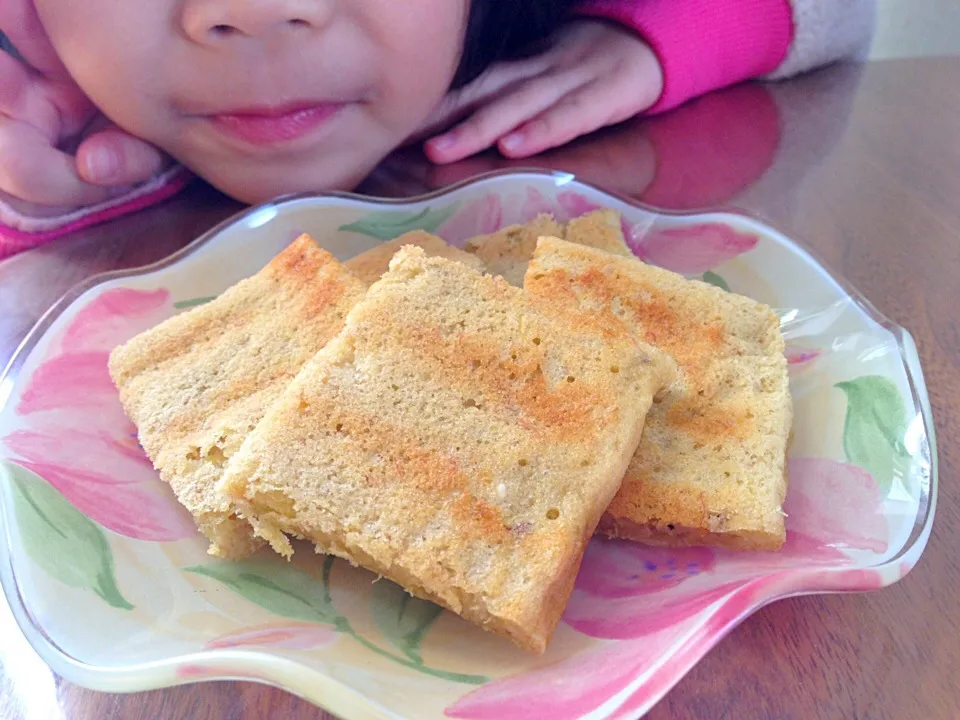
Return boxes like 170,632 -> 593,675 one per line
0,170 -> 937,720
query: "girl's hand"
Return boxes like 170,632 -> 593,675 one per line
422,20 -> 663,164
0,0 -> 167,213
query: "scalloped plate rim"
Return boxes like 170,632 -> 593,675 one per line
0,169 -> 938,719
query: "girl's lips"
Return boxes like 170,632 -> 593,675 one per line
208,104 -> 343,145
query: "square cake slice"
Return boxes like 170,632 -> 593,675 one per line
220,246 -> 673,652
109,234 -> 368,558
564,208 -> 633,257
526,237 -> 792,551
466,210 -> 632,287
345,230 -> 485,285
465,213 -> 564,286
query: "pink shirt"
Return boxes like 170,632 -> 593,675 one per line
578,0 -> 793,114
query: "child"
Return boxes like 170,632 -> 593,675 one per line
0,0 -> 874,258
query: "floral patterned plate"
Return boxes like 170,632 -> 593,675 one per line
0,170 -> 937,719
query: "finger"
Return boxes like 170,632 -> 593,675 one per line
0,0 -> 70,76
0,51 -> 59,140
425,71 -> 589,164
497,79 -> 646,159
0,0 -> 94,136
0,118 -> 129,206
420,54 -> 554,134
77,128 -> 170,186
0,49 -> 95,138
0,189 -> 85,218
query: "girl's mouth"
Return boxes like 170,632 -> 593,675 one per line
208,103 -> 345,145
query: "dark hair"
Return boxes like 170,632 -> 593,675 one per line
452,0 -> 580,89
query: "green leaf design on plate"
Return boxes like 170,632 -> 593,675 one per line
173,295 -> 217,310
186,556 -> 488,684
702,271 -> 730,292
371,579 -> 443,664
836,376 -> 911,493
339,203 -> 460,241
6,463 -> 133,610
184,558 -> 337,625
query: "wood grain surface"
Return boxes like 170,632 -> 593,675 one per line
1,57 -> 957,719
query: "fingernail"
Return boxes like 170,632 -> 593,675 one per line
84,147 -> 119,182
500,132 -> 524,151
428,133 -> 456,151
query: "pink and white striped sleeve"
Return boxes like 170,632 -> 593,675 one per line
0,166 -> 191,261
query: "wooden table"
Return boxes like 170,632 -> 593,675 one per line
1,57 -> 958,719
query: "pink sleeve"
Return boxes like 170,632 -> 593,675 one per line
0,166 -> 191,261
577,0 -> 794,114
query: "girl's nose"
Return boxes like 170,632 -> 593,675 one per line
181,0 -> 335,43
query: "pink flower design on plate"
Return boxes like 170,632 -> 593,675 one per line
605,565 -> 885,720
446,630 -> 683,720
630,222 -> 758,275
786,344 -> 822,370
784,457 -> 888,555
564,576 -> 744,640
206,622 -> 337,651
438,188 -> 589,246
718,458 -> 888,572
575,541 -> 715,598
437,195 -> 503,247
17,352 -> 126,418
57,288 -> 171,355
176,664 -> 265,681
603,592 -> 756,720
437,189 -> 629,248
2,288 -> 196,541
502,188 -> 603,227
437,189 -> 757,277
514,187 -> 557,224
447,456 -> 891,719
449,563 -> 887,720
566,456 -> 888,640
554,192 -> 758,275
555,191 -> 601,221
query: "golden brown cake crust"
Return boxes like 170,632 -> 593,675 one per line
465,210 -> 633,288
108,234 -> 369,558
564,209 -> 634,257
220,246 -> 673,652
527,237 -> 792,551
345,230 -> 484,285
465,214 -> 564,286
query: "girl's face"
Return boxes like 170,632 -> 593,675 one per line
34,0 -> 470,202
